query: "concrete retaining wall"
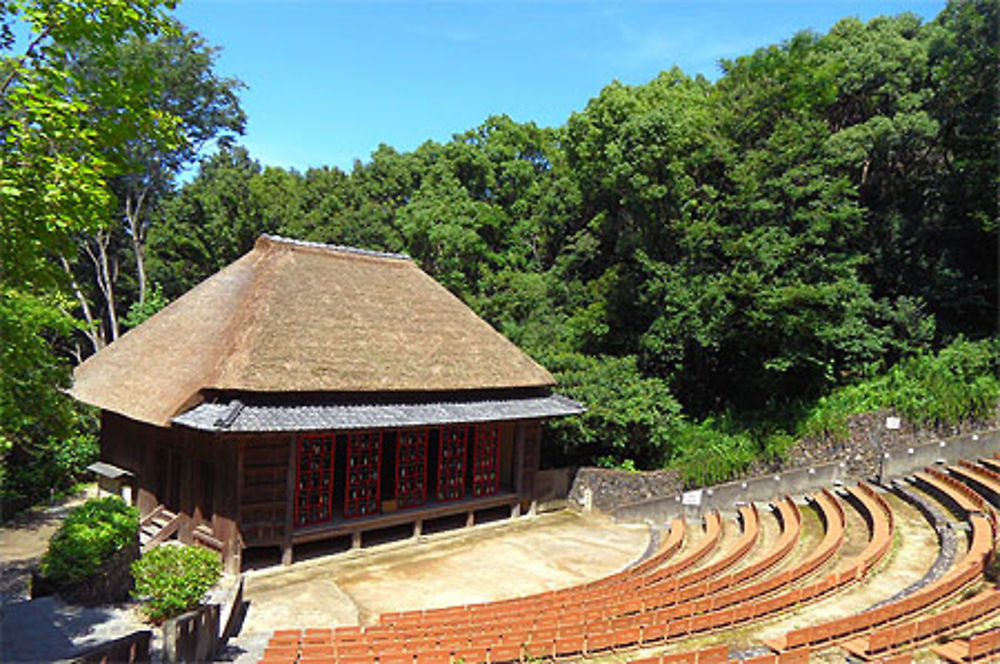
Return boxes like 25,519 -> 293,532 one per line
532,468 -> 576,505
610,460 -> 849,524
162,574 -> 244,664
880,429 -> 1000,481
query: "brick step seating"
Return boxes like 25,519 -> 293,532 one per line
255,488 -> 875,664
764,469 -> 997,655
370,500 -> 799,640
726,649 -> 909,663
378,510 -> 715,631
255,479 -> 906,664
380,495 -> 807,636
952,460 -> 1000,507
380,507 -> 731,631
931,627 -> 1000,663
979,455 -> 1000,475
913,468 -> 994,519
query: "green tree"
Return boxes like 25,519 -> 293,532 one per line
59,21 -> 245,355
148,146 -> 300,298
1,0 -> 179,517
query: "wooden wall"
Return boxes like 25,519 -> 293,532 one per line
100,411 -> 241,571
100,412 -> 546,570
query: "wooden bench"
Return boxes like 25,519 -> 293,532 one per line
932,628 -> 1000,663
764,495 -> 994,655
842,588 -> 1000,660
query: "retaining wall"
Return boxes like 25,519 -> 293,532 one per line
567,467 -> 683,513
609,460 -> 849,523
162,574 -> 244,664
880,429 -> 1000,482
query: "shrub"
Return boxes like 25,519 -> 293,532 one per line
131,544 -> 222,622
669,418 -> 759,487
40,496 -> 139,586
799,336 -> 1000,442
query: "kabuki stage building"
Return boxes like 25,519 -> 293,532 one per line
70,235 -> 582,571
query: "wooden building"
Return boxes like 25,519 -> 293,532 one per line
70,235 -> 582,571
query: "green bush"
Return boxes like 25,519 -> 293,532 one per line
131,544 -> 222,622
669,418 -> 759,487
800,336 -> 1000,442
41,496 -> 139,586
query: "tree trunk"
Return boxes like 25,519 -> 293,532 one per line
60,256 -> 105,357
125,187 -> 149,306
84,228 -> 120,345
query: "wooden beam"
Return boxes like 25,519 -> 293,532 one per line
282,436 -> 296,565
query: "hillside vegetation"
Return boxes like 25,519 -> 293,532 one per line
2,1 -> 996,511
146,2 -> 998,482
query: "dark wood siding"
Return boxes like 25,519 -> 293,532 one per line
239,437 -> 290,545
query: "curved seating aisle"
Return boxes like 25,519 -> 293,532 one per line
254,458 -> 1000,664
765,465 -> 998,660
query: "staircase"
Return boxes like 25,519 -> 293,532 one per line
139,505 -> 182,551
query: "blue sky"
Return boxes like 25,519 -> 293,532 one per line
174,1 -> 947,173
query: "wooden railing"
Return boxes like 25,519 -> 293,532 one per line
59,629 -> 152,664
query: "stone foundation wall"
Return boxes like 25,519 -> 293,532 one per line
32,537 -> 139,606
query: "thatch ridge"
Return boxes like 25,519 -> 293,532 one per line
70,235 -> 555,426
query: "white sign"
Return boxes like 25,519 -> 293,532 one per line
885,416 -> 901,430
681,489 -> 703,506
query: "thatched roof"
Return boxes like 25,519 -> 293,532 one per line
70,235 -> 556,426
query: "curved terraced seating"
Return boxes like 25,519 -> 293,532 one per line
841,587 -> 1000,660
764,472 -> 997,655
952,460 -> 1000,509
390,510 -> 723,634
913,467 -> 991,517
254,458 -> 998,664
318,494 -> 841,662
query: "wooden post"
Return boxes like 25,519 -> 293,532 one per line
351,531 -> 362,549
513,423 -> 525,498
413,518 -> 423,538
282,437 -> 296,565
466,511 -> 475,527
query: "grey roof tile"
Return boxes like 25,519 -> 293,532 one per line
172,393 -> 583,433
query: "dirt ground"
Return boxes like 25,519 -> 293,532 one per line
240,510 -> 650,632
0,485 -> 98,604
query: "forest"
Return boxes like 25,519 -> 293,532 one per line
1,0 -> 997,516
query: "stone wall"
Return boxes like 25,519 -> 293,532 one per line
32,537 -> 139,606
567,467 -> 683,513
772,408 -> 1000,481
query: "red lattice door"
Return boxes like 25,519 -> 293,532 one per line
437,425 -> 467,501
395,429 -> 427,509
473,424 -> 500,497
295,434 -> 334,526
345,431 -> 381,518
